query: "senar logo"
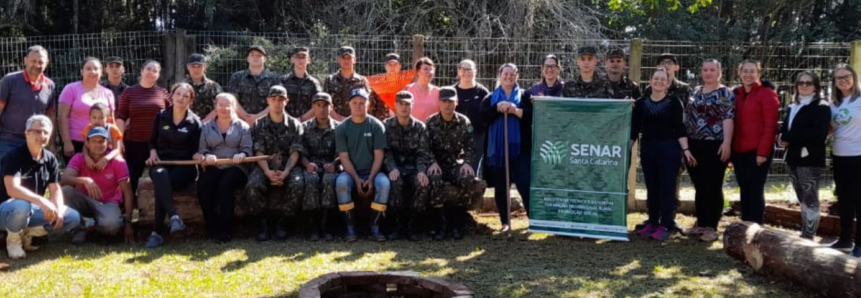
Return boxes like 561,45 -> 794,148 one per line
540,140 -> 568,166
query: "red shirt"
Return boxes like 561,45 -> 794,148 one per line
117,85 -> 170,142
732,82 -> 779,157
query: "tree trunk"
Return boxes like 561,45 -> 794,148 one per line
724,221 -> 861,297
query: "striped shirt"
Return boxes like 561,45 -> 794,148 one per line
117,84 -> 170,142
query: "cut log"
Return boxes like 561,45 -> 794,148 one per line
724,221 -> 861,297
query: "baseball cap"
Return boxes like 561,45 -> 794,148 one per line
268,85 -> 288,99
349,88 -> 369,101
338,46 -> 356,57
385,53 -> 400,63
313,92 -> 332,104
105,56 -> 123,65
291,47 -> 310,57
87,126 -> 111,140
577,46 -> 598,57
656,53 -> 678,64
607,47 -> 625,59
438,87 -> 457,101
247,45 -> 267,57
187,53 -> 207,65
395,91 -> 413,103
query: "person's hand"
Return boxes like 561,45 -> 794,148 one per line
193,153 -> 204,162
232,153 -> 245,164
83,177 -> 102,200
265,169 -> 280,183
361,179 -> 375,198
756,156 -> 767,166
496,102 -> 510,113
718,141 -> 731,162
145,152 -> 161,166
123,224 -> 135,244
85,156 -> 97,170
684,150 -> 697,167
354,176 -> 368,197
305,162 -> 318,173
323,163 -> 336,173
63,141 -> 74,157
417,172 -> 429,187
53,205 -> 66,231
388,169 -> 400,182
428,163 -> 442,176
780,141 -> 789,148
204,154 -> 217,166
276,169 -> 289,182
95,157 -> 109,171
39,199 -> 59,225
460,164 -> 475,177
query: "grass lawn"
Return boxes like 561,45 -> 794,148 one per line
0,213 -> 814,298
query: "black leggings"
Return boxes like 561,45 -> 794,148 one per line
197,166 -> 247,239
731,150 -> 772,224
833,155 -> 861,244
125,141 -> 151,207
149,165 -> 198,233
487,154 -> 531,226
688,139 -> 728,229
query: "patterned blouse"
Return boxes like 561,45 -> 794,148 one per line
685,85 -> 735,140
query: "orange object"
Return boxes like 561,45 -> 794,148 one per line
367,70 -> 416,110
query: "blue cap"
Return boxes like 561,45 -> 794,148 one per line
349,88 -> 369,101
87,126 -> 111,140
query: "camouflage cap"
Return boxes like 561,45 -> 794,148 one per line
247,45 -> 267,57
656,53 -> 678,64
187,53 -> 207,65
104,56 -> 123,65
338,46 -> 356,57
268,85 -> 288,99
291,46 -> 310,57
577,46 -> 598,57
395,91 -> 413,103
312,92 -> 332,104
438,86 -> 457,101
606,47 -> 626,59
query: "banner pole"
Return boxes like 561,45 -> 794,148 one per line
504,112 -> 511,231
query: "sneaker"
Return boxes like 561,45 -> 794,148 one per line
144,233 -> 164,248
5,231 -> 25,259
684,226 -> 706,236
650,226 -> 670,241
634,221 -> 649,231
829,240 -> 854,250
132,209 -> 141,223
699,228 -> 719,242
169,217 -> 186,235
852,248 -> 861,258
636,223 -> 656,237
71,228 -> 88,245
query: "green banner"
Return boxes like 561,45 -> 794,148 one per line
528,97 -> 632,241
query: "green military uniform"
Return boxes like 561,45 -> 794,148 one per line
324,71 -> 370,118
384,116 -> 434,212
562,74 -> 614,98
301,117 -> 341,211
227,68 -> 280,114
426,112 -> 483,207
185,76 -> 223,118
244,112 -> 306,217
608,76 -> 641,99
282,72 -> 322,119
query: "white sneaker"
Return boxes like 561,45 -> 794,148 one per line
6,231 -> 26,259
22,226 -> 48,252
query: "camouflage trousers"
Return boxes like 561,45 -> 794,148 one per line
244,167 -> 305,216
302,169 -> 339,211
389,169 -> 432,213
429,163 -> 484,208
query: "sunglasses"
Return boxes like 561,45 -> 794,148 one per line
834,75 -> 852,82
796,81 -> 815,87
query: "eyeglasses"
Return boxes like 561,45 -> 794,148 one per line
834,75 -> 852,82
543,64 -> 559,69
26,129 -> 50,136
796,81 -> 815,87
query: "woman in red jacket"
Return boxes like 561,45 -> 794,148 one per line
731,60 -> 779,224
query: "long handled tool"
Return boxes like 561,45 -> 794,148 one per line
504,112 -> 511,230
153,155 -> 271,166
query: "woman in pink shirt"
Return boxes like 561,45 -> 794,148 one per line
58,57 -> 115,157
405,57 -> 440,121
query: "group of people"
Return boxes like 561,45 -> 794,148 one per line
0,42 -> 859,260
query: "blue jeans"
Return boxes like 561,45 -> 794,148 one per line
0,199 -> 81,233
336,172 -> 390,212
0,138 -> 25,170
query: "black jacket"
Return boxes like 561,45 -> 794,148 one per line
780,98 -> 831,167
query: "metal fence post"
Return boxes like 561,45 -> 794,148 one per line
412,34 -> 424,65
627,38 -> 643,212
852,40 -> 861,74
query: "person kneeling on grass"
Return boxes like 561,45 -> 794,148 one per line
0,115 -> 80,259
61,126 -> 135,244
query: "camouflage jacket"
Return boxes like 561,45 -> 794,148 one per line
608,76 -> 641,99
384,116 -> 433,173
227,68 -> 280,114
184,76 -> 223,118
301,117 -> 341,166
561,74 -> 614,98
644,78 -> 693,105
323,71 -> 370,118
101,80 -> 128,108
252,114 -> 305,169
281,72 -> 322,119
426,112 -> 475,167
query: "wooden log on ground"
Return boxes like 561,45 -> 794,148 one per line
723,221 -> 861,297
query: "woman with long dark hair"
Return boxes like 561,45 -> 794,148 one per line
829,64 -> 861,257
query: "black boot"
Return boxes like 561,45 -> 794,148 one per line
386,211 -> 401,240
320,210 -> 334,241
274,217 -> 289,240
308,211 -> 321,242
256,218 -> 271,242
406,215 -> 420,241
370,211 -> 386,242
343,210 -> 357,243
448,207 -> 463,240
433,208 -> 446,241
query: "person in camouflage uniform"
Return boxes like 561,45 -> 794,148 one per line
300,92 -> 341,241
227,45 -> 280,125
383,91 -> 435,241
282,47 -> 322,121
643,53 -> 692,103
562,46 -> 614,99
426,86 -> 485,240
604,47 -> 641,100
184,53 -> 223,122
244,85 -> 305,241
101,56 -> 128,108
324,46 -> 373,122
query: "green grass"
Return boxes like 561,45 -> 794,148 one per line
0,214 -> 813,298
